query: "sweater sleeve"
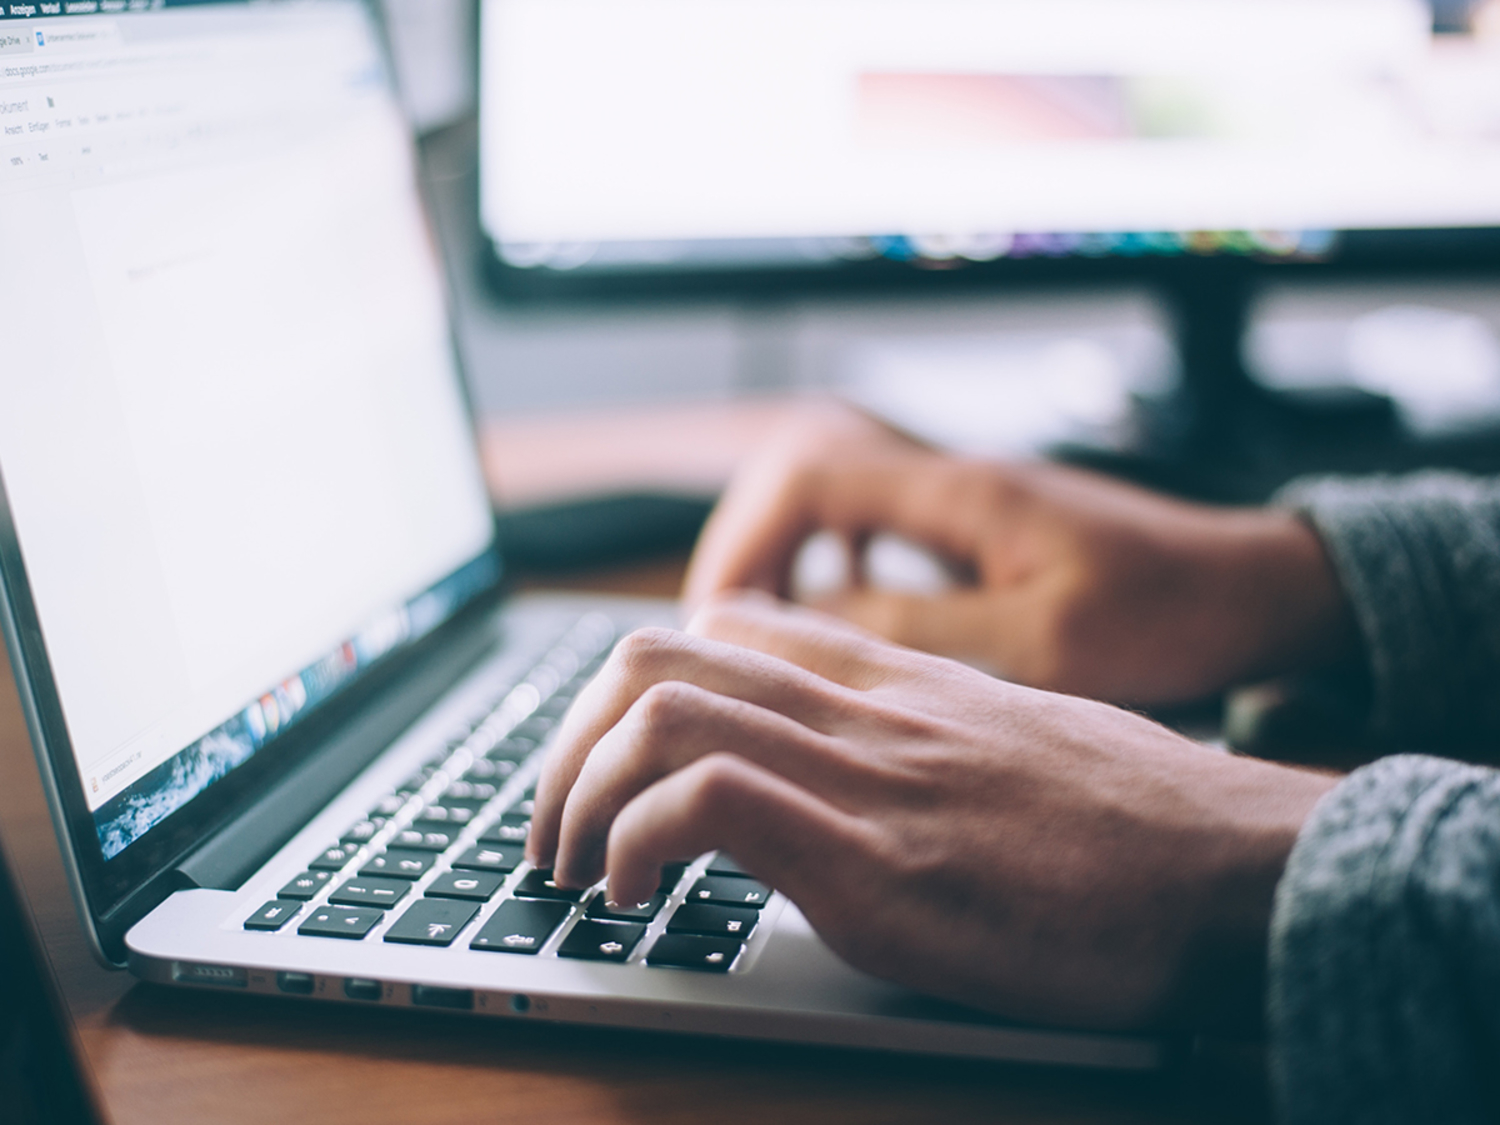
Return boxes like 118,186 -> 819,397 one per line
1274,473 -> 1500,747
1269,754 -> 1500,1124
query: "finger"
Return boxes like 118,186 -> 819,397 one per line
686,591 -> 917,689
528,625 -> 853,867
601,751 -> 864,911
684,448 -> 996,609
817,588 -> 1013,668
551,681 -> 852,887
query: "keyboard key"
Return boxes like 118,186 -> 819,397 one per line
586,894 -> 666,922
391,828 -> 457,852
479,814 -> 530,844
450,845 -> 522,874
646,934 -> 743,972
705,853 -> 751,877
245,900 -> 300,931
298,905 -> 383,940
666,903 -> 759,940
486,738 -> 536,763
370,793 -> 407,817
686,876 -> 772,909
657,863 -> 688,893
329,876 -> 411,909
511,718 -> 554,742
361,848 -> 435,880
463,758 -> 507,781
557,920 -> 645,962
512,869 -> 587,902
425,870 -> 505,901
440,780 -> 498,804
309,844 -> 357,871
383,899 -> 479,947
470,898 -> 571,954
278,870 -> 333,900
416,805 -> 476,826
340,819 -> 384,846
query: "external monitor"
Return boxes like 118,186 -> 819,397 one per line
478,0 -> 1500,296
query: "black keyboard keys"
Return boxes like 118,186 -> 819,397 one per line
309,844 -> 358,871
479,813 -> 530,844
586,894 -> 666,922
440,780 -> 497,804
329,876 -> 410,909
278,870 -> 333,900
425,870 -> 505,901
705,853 -> 751,877
646,934 -> 742,972
416,804 -> 476,826
557,920 -> 644,962
390,827 -> 457,852
449,845 -> 522,874
667,903 -> 758,940
470,898 -> 571,955
245,901 -> 300,931
340,819 -> 384,846
383,899 -> 479,947
657,862 -> 689,893
298,905 -> 383,940
686,875 -> 771,908
512,869 -> 587,902
361,848 -> 435,880
369,793 -> 406,817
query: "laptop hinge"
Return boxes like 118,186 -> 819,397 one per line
173,611 -> 502,892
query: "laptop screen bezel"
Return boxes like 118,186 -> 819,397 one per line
0,0 -> 509,966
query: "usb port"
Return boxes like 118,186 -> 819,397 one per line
343,978 -> 382,1002
276,971 -> 315,995
410,984 -> 472,1010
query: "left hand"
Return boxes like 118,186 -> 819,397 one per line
528,593 -> 1336,1031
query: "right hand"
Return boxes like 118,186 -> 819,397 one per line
684,402 -> 1355,706
530,593 -> 1338,1031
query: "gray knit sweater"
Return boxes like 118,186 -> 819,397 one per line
1270,474 -> 1500,1123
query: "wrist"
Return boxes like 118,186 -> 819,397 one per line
1208,509 -> 1359,685
1166,758 -> 1340,1033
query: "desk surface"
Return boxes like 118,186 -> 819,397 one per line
0,533 -> 1267,1125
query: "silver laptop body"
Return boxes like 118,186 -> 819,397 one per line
0,0 -> 1158,1070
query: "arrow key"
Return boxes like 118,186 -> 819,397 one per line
384,899 -> 479,947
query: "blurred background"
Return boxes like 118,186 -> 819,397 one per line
379,0 -> 1500,568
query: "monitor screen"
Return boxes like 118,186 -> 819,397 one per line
0,0 -> 498,862
479,0 -> 1500,281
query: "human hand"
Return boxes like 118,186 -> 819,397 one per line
528,593 -> 1337,1031
683,402 -> 1355,706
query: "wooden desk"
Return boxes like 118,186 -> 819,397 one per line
0,406 -> 1269,1124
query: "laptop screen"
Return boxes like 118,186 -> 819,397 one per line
0,1 -> 497,862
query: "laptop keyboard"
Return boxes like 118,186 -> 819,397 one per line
240,613 -> 772,975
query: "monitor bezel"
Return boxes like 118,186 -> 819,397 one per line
481,225 -> 1500,304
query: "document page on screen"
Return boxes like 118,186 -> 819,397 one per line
0,3 -> 494,848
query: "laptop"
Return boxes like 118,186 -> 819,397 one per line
0,0 -> 1158,1070
1,826 -> 108,1125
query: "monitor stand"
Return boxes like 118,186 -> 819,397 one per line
1065,260 -> 1407,504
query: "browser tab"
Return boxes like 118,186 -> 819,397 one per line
0,28 -> 31,53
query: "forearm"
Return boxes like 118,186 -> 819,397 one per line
1269,754 -> 1500,1124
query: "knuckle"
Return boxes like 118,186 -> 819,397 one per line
632,680 -> 702,742
687,595 -> 747,639
611,626 -> 684,680
681,753 -> 748,820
